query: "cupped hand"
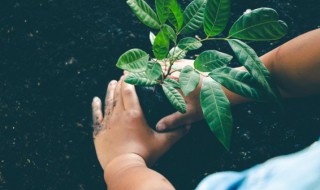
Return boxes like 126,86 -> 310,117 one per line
92,76 -> 190,170
156,59 -> 205,131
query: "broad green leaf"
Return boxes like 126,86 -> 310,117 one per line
228,8 -> 288,41
164,78 -> 180,88
156,0 -> 171,24
146,61 -> 162,80
116,49 -> 149,72
168,0 -> 184,31
178,37 -> 202,51
162,84 -> 187,113
228,39 -> 277,100
209,67 -> 261,100
200,77 -> 232,150
180,0 -> 207,34
179,65 -> 200,96
163,24 -> 177,43
168,47 -> 187,60
204,0 -> 231,37
127,0 -> 161,29
153,29 -> 170,60
194,50 -> 232,72
125,72 -> 159,86
149,31 -> 156,45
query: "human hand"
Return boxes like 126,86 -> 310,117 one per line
92,76 -> 190,170
156,59 -> 205,131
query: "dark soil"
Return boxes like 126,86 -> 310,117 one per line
136,85 -> 177,130
0,0 -> 319,189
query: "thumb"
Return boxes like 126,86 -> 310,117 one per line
156,125 -> 191,149
156,111 -> 192,131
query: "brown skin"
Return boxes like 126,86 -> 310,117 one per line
92,76 -> 189,190
92,29 -> 320,189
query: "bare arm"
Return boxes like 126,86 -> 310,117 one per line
263,29 -> 320,97
157,29 -> 320,131
104,154 -> 174,190
222,29 -> 320,104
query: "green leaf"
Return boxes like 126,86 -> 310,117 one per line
164,78 -> 181,88
163,24 -> 177,43
149,31 -> 156,45
227,39 -> 277,100
116,49 -> 149,72
162,84 -> 187,113
125,72 -> 159,86
156,0 -> 171,24
228,8 -> 288,41
168,47 -> 187,60
180,0 -> 207,34
153,29 -> 170,60
146,61 -> 162,80
178,37 -> 202,51
200,77 -> 232,150
194,50 -> 232,72
168,0 -> 184,31
204,0 -> 231,37
127,0 -> 161,29
209,67 -> 261,100
179,66 -> 200,96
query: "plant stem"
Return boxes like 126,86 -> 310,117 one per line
194,69 -> 209,77
168,69 -> 182,75
165,59 -> 175,78
172,37 -> 227,62
165,37 -> 228,78
201,37 -> 227,42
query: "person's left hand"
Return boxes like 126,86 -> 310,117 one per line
156,59 -> 205,132
92,76 -> 190,170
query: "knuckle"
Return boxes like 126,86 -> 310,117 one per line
123,87 -> 133,96
110,112 -> 119,122
106,98 -> 113,105
126,109 -> 141,120
164,133 -> 179,146
109,80 -> 117,86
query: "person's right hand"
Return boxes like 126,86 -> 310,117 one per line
156,59 -> 205,131
93,75 -> 189,169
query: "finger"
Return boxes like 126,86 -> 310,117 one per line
104,80 -> 117,119
158,60 -> 169,66
113,76 -> 125,112
156,125 -> 191,148
92,97 -> 104,134
156,111 -> 193,131
167,75 -> 179,80
121,78 -> 141,111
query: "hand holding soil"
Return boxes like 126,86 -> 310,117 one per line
156,60 -> 205,131
92,76 -> 189,170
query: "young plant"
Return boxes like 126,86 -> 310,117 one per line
116,0 -> 288,150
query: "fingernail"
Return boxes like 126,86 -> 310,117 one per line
156,124 -> 166,131
109,80 -> 117,86
93,97 -> 100,102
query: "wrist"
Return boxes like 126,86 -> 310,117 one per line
104,153 -> 147,184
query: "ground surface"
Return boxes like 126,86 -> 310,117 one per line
0,0 -> 319,189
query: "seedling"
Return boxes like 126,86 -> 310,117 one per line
116,0 -> 287,150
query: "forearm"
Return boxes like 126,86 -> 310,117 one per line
224,29 -> 320,105
265,29 -> 320,97
104,154 -> 175,190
